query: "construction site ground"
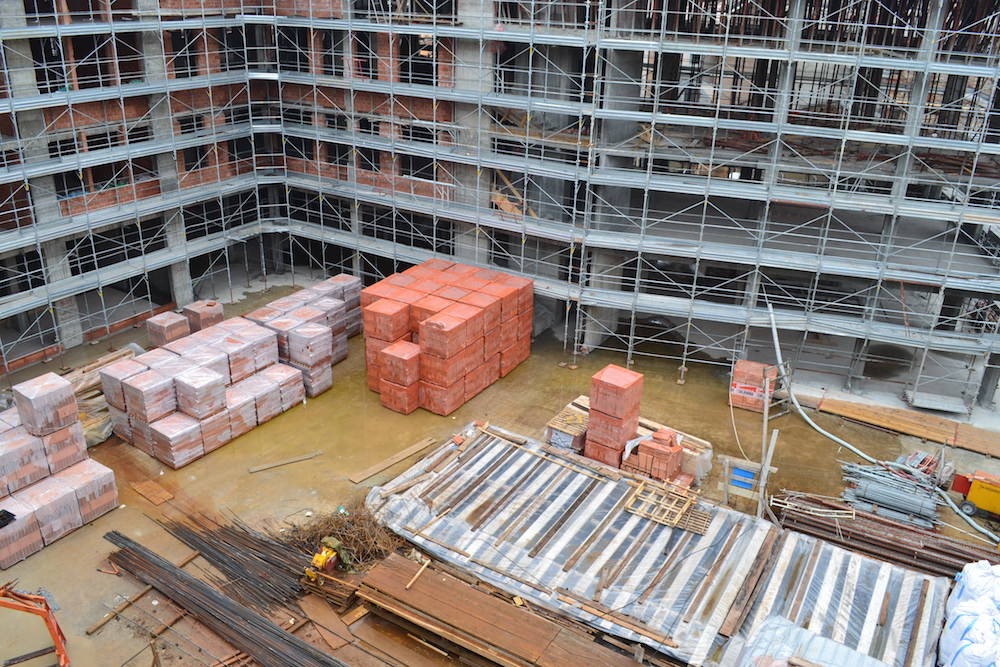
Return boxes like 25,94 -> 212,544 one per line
1,283 -> 996,664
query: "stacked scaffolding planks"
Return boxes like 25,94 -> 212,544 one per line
363,260 -> 533,415
0,373 -> 118,569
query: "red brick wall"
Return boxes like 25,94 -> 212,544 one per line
59,179 -> 162,217
43,98 -> 150,130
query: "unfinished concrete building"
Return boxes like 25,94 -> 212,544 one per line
0,0 -> 997,412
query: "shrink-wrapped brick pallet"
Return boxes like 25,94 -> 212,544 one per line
182,346 -> 231,384
130,419 -> 155,456
150,412 -> 204,470
235,324 -> 279,371
0,495 -> 42,568
0,408 -> 20,431
244,305 -> 281,326
217,335 -> 256,383
175,366 -> 226,419
0,427 -> 48,495
288,323 -> 332,368
287,305 -> 326,326
39,422 -> 86,474
108,404 -> 130,442
236,375 -> 282,424
226,386 -> 257,438
163,335 -> 203,357
122,370 -> 176,424
200,409 -> 231,453
54,458 -> 118,523
259,364 -> 305,411
183,300 -> 224,331
311,297 -> 346,332
301,365 -> 333,398
264,316 -> 304,361
134,347 -> 178,368
99,359 -> 147,411
15,476 -> 83,545
13,373 -> 78,437
146,311 -> 190,347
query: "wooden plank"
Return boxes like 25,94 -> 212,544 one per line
955,422 -> 1000,458
682,527 -> 745,623
350,438 -> 437,483
639,531 -> 694,604
469,459 -> 547,531
298,594 -> 353,650
537,628 -> 639,667
719,526 -> 781,636
818,398 -> 959,447
902,579 -> 931,667
341,605 -> 370,626
562,491 -> 631,572
129,480 -> 173,505
528,478 -> 600,558
360,554 -> 559,665
248,451 -> 321,473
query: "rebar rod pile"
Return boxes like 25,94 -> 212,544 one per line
105,531 -> 346,667
157,514 -> 309,612
841,461 -> 942,528
772,492 -> 999,577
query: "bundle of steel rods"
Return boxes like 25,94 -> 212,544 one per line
157,513 -> 308,612
105,531 -> 345,667
772,492 -> 999,577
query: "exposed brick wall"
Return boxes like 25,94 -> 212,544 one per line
43,98 -> 150,130
59,179 -> 162,217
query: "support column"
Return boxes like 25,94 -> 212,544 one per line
977,353 -> 1000,408
42,241 -> 84,348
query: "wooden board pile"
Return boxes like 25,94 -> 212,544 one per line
0,372 -> 118,569
729,360 -> 778,413
362,259 -> 533,415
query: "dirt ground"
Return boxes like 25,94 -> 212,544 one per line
1,285 -> 996,664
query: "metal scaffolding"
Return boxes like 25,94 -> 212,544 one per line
0,0 -> 997,411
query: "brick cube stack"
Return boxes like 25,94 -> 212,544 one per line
182,300 -> 225,332
584,364 -> 644,468
729,360 -> 778,413
145,311 -> 190,347
621,428 -> 684,481
1,372 -> 118,569
363,259 -> 533,416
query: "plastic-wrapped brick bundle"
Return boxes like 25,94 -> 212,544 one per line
214,317 -> 252,333
310,281 -> 344,302
264,316 -> 304,360
0,409 -> 19,431
286,305 -> 326,327
39,422 -> 86,474
346,308 -> 362,337
14,476 -> 83,545
217,335 -> 256,383
288,322 -> 333,368
0,427 -> 48,494
182,346 -> 231,384
162,335 -> 203,357
200,409 -> 231,453
236,375 -> 282,424
182,300 -> 224,331
310,297 -> 346,332
259,364 -> 305,411
0,495 -> 42,569
148,356 -> 195,381
268,294 -> 310,313
188,325 -> 228,347
122,370 -> 176,423
225,386 -> 257,438
328,274 -> 361,308
590,364 -> 644,419
294,287 -> 324,302
13,373 -> 79,437
150,413 -> 204,469
53,458 -> 118,523
107,404 -> 130,442
332,331 -> 348,365
99,359 -> 147,411
130,419 -> 154,456
134,347 -> 179,367
244,306 -> 282,326
301,365 -> 333,397
232,323 -> 279,371
146,311 -> 190,347
419,379 -> 464,416
174,366 -> 225,419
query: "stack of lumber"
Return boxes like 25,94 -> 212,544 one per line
772,492 -> 1000,577
103,316 -> 311,469
358,554 -> 639,666
363,259 -> 533,415
0,373 -> 118,569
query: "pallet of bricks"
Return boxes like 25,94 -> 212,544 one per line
362,259 -> 533,415
728,360 -> 778,413
0,373 -> 118,569
102,276 -> 361,470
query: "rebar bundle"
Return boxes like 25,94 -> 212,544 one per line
157,514 -> 309,613
105,531 -> 346,667
841,462 -> 941,528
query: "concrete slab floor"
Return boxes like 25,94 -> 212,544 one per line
2,289 -> 997,664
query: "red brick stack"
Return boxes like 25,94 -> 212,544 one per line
729,360 -> 778,413
182,300 -> 224,331
584,364 -> 643,468
621,428 -> 683,481
362,259 -> 533,416
0,372 -> 118,569
146,312 -> 190,346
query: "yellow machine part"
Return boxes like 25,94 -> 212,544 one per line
311,547 -> 337,570
968,477 -> 1000,515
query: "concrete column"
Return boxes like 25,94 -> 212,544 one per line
15,110 -> 61,223
844,337 -> 868,391
4,39 -> 40,96
0,2 -> 28,28
41,241 -> 84,348
977,352 -> 1000,408
163,208 -> 194,306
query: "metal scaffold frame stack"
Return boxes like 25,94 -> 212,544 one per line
0,0 -> 997,410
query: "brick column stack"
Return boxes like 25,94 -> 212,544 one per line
584,364 -> 644,468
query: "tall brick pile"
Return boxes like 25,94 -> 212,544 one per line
584,364 -> 644,468
1,372 -> 118,569
728,360 -> 778,413
363,259 -> 533,416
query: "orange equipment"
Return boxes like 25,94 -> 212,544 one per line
0,581 -> 70,666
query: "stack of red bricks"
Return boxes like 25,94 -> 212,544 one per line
621,428 -> 684,482
729,360 -> 778,413
0,372 -> 118,569
107,316 -> 311,469
583,364 -> 644,468
363,259 -> 533,416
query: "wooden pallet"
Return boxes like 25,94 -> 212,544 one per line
625,481 -> 695,528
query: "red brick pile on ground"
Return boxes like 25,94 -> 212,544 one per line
362,259 -> 533,415
729,360 -> 778,413
0,372 -> 118,569
621,428 -> 684,482
583,364 -> 643,468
